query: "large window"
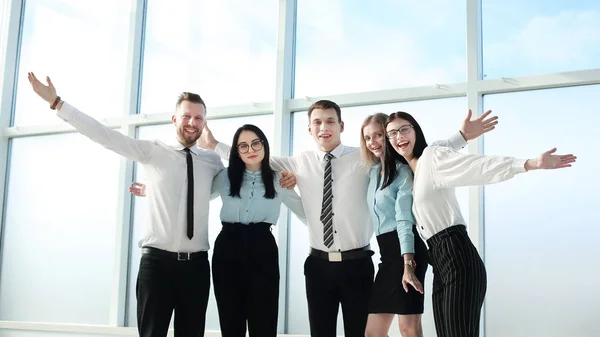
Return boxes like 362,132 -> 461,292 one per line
126,115 -> 274,330
482,0 -> 600,79
0,133 -> 121,324
287,98 -> 469,335
483,85 -> 600,337
294,0 -> 466,98
139,0 -> 278,114
13,0 -> 132,126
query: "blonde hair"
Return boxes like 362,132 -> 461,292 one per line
359,113 -> 388,167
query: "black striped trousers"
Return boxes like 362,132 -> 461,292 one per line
427,225 -> 487,337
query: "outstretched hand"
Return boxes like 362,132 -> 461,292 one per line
460,109 -> 499,141
533,148 -> 577,170
27,72 -> 58,104
197,121 -> 218,150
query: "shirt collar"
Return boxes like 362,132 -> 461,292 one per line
244,169 -> 262,177
170,139 -> 200,156
317,143 -> 344,161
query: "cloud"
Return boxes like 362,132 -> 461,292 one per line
294,0 -> 466,97
484,9 -> 600,77
140,0 -> 279,113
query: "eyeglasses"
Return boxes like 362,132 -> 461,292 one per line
237,140 -> 264,154
386,125 -> 413,139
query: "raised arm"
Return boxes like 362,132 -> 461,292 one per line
431,109 -> 499,151
198,121 -> 299,172
430,146 -> 577,189
28,72 -> 153,163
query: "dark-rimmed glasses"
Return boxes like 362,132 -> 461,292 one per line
386,125 -> 413,139
237,140 -> 264,154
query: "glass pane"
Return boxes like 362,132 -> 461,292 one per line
126,115 -> 275,329
483,86 -> 600,337
483,0 -> 600,79
294,1 -> 466,98
13,0 -> 132,126
0,133 -> 121,324
287,98 -> 469,335
140,0 -> 278,113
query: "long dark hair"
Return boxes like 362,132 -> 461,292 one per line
386,111 -> 428,165
228,124 -> 276,199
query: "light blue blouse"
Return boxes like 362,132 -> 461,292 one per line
212,169 -> 306,225
367,162 -> 415,255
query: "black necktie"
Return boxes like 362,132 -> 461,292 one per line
184,148 -> 194,239
320,152 -> 334,248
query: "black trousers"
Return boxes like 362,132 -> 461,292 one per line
212,222 -> 279,337
136,248 -> 210,337
304,253 -> 374,337
427,225 -> 487,337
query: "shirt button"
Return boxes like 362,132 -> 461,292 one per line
420,226 -> 424,230
334,230 -> 337,234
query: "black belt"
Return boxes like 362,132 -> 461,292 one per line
222,222 -> 273,231
141,246 -> 207,261
310,245 -> 373,262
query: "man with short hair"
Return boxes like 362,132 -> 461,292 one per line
28,72 -> 222,337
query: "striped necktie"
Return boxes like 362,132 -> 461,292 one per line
320,152 -> 334,248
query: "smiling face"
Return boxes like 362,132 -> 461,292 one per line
308,108 -> 344,152
362,120 -> 386,160
237,130 -> 265,171
386,118 -> 416,159
172,100 -> 205,147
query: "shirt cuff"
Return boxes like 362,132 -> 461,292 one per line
448,131 -> 468,150
56,101 -> 74,121
512,159 -> 528,173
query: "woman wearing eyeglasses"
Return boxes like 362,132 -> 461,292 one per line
209,123 -> 306,337
360,112 -> 494,337
385,111 -> 576,337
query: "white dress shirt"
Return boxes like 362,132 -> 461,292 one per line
58,102 -> 224,253
412,145 -> 527,242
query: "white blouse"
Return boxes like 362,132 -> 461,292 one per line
412,146 -> 527,242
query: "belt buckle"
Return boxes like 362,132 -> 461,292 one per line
328,251 -> 342,262
177,252 -> 191,261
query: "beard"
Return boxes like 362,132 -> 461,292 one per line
177,127 -> 201,147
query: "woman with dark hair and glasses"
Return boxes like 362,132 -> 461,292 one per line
385,111 -> 576,337
130,124 -> 305,337
359,112 -> 492,337
209,123 -> 305,337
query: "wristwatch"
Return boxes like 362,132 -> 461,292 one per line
404,260 -> 416,269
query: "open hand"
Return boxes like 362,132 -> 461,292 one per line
460,109 -> 498,141
27,72 -> 58,104
535,148 -> 577,170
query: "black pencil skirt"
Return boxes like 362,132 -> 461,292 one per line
368,226 -> 428,314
